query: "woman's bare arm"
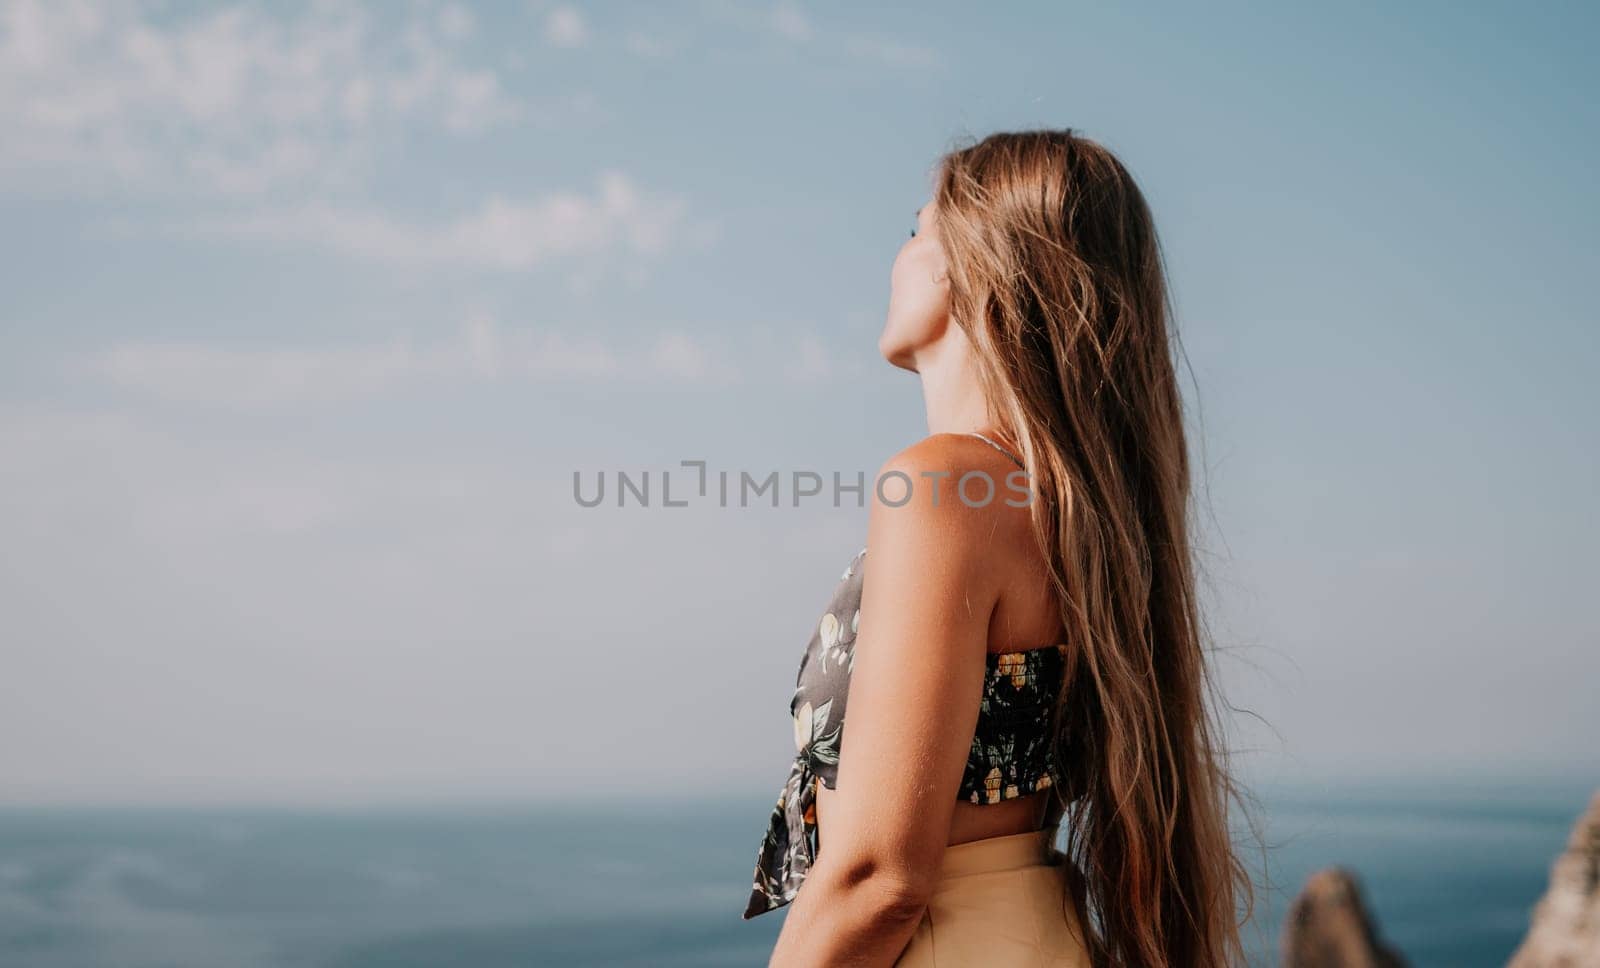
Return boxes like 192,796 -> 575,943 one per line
768,437 -> 1003,967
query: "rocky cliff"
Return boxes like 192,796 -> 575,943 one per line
1280,867 -> 1408,968
1508,790 -> 1600,967
1280,790 -> 1600,968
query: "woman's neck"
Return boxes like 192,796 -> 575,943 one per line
914,334 -> 997,436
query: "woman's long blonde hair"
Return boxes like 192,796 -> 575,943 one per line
934,129 -> 1256,968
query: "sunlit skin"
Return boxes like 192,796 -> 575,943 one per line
768,201 -> 1070,967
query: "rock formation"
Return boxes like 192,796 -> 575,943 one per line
1276,791 -> 1600,967
1280,867 -> 1408,968
1508,791 -> 1600,967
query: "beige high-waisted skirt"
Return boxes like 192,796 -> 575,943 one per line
894,823 -> 1090,968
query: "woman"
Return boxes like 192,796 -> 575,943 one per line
743,129 -> 1255,967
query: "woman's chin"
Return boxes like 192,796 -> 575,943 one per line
878,329 -> 914,371
878,345 -> 919,373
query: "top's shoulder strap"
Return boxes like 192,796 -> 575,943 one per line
966,431 -> 1025,470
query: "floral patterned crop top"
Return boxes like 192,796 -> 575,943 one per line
742,545 -> 1073,920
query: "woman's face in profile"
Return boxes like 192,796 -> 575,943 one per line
879,200 -> 951,372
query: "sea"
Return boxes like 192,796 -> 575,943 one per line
0,775 -> 1590,968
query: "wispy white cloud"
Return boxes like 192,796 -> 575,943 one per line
839,33 -> 940,70
783,332 -> 832,383
648,332 -> 711,381
76,318 -> 745,409
622,29 -> 685,58
0,0 -> 519,197
698,0 -> 939,69
543,5 -> 588,48
436,3 -> 476,41
87,337 -> 454,410
155,171 -> 693,272
770,2 -> 813,43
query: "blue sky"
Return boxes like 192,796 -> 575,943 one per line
0,0 -> 1595,805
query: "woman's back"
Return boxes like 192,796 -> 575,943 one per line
812,431 -> 1070,849
743,429 -> 1084,928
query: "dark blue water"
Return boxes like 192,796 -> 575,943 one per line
0,778 -> 1588,967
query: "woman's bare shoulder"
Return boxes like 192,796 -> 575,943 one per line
862,435 -> 1027,623
870,432 -> 1030,535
